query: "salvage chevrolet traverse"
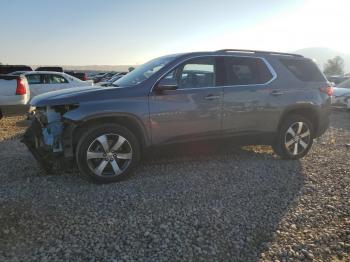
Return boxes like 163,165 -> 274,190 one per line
23,49 -> 332,183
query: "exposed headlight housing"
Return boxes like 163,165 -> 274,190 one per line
29,106 -> 36,113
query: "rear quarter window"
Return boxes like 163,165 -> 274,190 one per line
46,74 -> 69,84
280,59 -> 325,82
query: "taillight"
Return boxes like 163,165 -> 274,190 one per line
319,86 -> 333,97
16,78 -> 27,95
83,73 -> 88,81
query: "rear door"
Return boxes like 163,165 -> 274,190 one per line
45,74 -> 71,92
222,56 -> 277,134
149,56 -> 224,144
27,73 -> 71,97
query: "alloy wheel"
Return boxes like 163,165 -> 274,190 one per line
86,133 -> 132,177
284,122 -> 311,156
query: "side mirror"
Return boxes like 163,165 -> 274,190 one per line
155,78 -> 178,93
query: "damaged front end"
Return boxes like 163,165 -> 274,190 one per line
22,104 -> 78,172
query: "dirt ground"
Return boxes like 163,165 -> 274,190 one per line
0,110 -> 349,261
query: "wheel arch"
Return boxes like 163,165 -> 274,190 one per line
278,105 -> 320,137
68,113 -> 151,154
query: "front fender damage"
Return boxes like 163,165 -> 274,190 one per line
21,105 -> 78,173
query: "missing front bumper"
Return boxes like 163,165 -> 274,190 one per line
21,118 -> 55,172
22,116 -> 76,173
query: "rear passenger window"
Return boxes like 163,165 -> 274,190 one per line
224,57 -> 273,85
280,59 -> 325,82
45,74 -> 68,84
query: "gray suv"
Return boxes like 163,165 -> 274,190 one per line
23,49 -> 332,183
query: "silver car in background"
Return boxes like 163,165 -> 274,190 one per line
332,79 -> 350,109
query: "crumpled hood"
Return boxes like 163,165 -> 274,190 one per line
333,87 -> 350,97
30,85 -> 119,107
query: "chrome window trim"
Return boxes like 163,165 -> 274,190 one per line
150,54 -> 277,93
176,86 -> 220,91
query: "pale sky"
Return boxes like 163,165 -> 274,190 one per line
0,0 -> 349,65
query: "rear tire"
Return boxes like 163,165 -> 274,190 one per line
76,124 -> 140,183
272,115 -> 314,160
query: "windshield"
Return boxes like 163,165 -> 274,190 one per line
338,79 -> 350,89
114,55 -> 177,86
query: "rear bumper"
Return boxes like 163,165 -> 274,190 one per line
314,107 -> 330,138
0,94 -> 29,105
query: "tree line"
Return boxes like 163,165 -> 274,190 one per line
323,56 -> 345,76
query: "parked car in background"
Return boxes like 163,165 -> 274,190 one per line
96,72 -> 127,86
0,65 -> 32,75
10,71 -> 93,98
24,49 -> 331,183
0,74 -> 30,119
90,72 -> 108,83
327,75 -> 350,85
36,66 -> 64,72
35,67 -> 89,82
87,72 -> 100,80
338,78 -> 350,89
98,72 -> 118,83
332,79 -> 350,109
65,71 -> 88,81
92,72 -> 119,83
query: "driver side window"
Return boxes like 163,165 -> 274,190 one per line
164,57 -> 216,89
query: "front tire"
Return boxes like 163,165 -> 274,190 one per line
272,115 -> 314,160
76,124 -> 140,183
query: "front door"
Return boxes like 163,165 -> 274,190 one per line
149,57 -> 223,144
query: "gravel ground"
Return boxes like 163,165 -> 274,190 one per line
0,111 -> 349,262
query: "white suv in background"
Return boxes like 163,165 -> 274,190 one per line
10,71 -> 93,98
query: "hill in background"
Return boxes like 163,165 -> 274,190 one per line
294,47 -> 350,73
32,47 -> 350,74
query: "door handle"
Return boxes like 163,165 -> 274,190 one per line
270,90 -> 284,96
204,94 -> 220,100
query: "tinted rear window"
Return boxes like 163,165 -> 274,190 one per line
280,59 -> 325,82
224,57 -> 273,85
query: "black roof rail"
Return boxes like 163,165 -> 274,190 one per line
216,49 -> 303,58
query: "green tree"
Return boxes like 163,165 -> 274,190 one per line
323,56 -> 344,76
